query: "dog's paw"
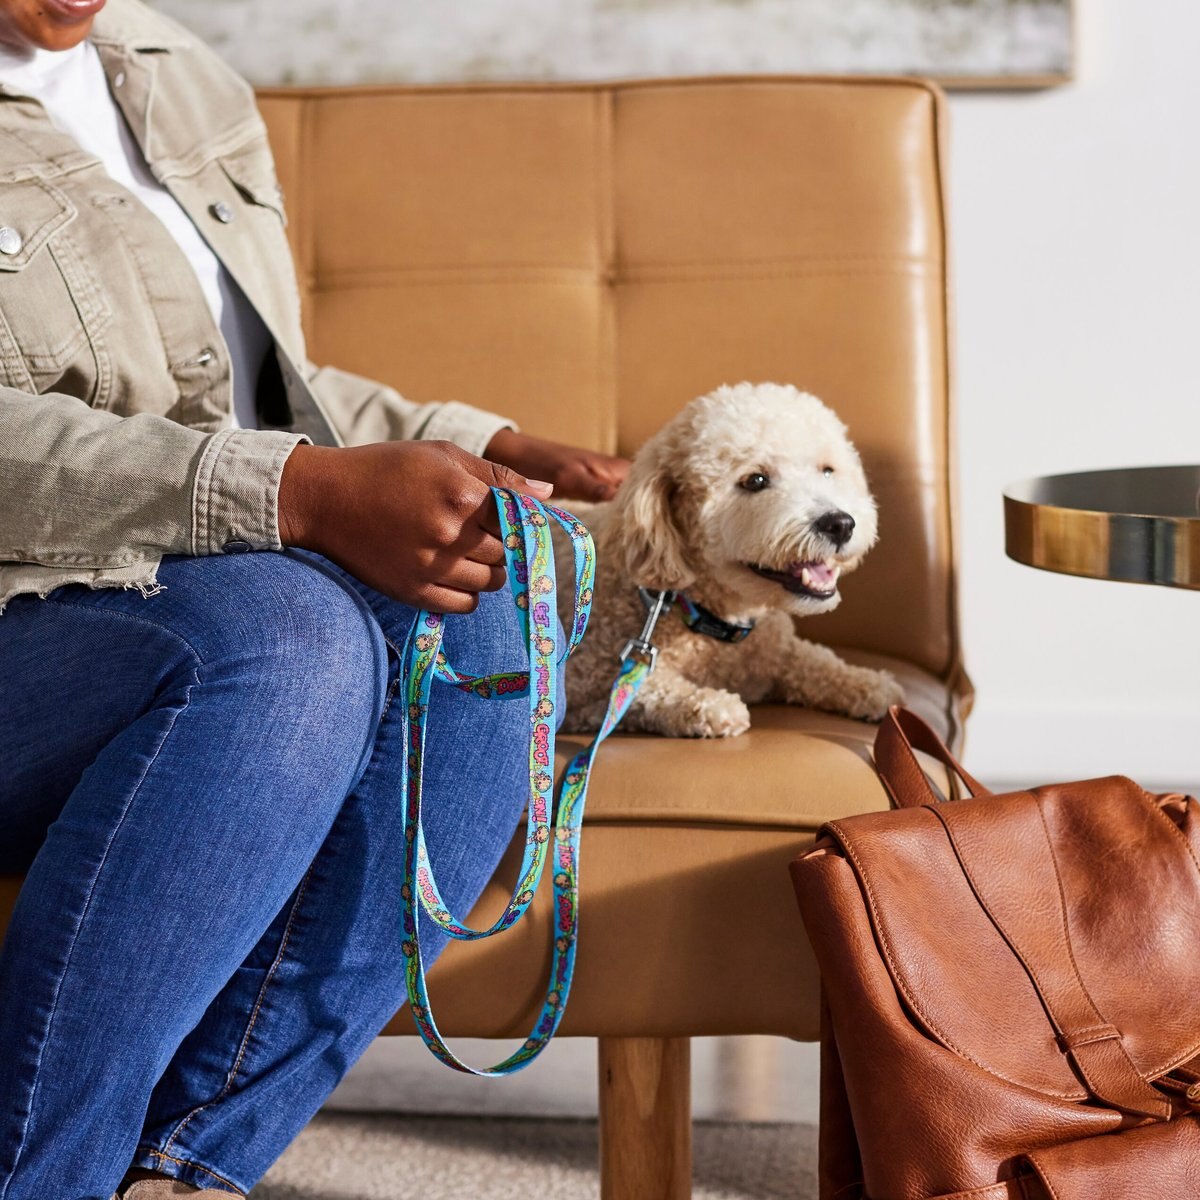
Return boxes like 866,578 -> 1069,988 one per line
838,667 -> 905,723
665,688 -> 751,738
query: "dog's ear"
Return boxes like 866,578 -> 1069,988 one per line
616,442 -> 695,590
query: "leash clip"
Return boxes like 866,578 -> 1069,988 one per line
620,589 -> 676,672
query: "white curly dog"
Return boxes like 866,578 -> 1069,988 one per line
560,382 -> 904,738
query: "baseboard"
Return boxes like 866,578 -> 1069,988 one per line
963,707 -> 1200,792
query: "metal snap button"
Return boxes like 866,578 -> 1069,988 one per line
114,71 -> 126,88
221,539 -> 253,554
210,201 -> 235,224
0,227 -> 23,256
192,348 -> 215,366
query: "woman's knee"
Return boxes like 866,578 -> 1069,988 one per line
145,552 -> 389,784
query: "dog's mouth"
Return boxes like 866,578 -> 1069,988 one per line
747,560 -> 841,600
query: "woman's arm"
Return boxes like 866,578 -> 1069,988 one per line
305,363 -> 630,502
0,386 -> 303,567
0,384 -> 552,616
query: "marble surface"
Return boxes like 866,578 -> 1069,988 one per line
144,0 -> 1072,88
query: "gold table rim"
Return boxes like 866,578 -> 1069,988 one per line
1003,466 -> 1200,590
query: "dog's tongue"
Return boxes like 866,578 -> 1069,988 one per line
793,560 -> 837,589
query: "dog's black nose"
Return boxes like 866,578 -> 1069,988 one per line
815,510 -> 855,548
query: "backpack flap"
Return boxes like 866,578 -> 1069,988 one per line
822,778 -> 1200,1113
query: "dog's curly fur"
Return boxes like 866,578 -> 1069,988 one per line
559,382 -> 904,737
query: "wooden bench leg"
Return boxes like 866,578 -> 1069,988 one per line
598,1036 -> 692,1200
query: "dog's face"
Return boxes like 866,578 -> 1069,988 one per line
616,383 -> 878,617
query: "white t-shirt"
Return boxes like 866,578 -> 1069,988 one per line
0,39 -> 270,429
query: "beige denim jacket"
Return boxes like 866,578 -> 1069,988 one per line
0,0 -> 513,610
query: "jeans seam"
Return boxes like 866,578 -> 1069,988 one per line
33,596 -> 208,665
380,635 -> 404,721
157,860 -> 317,1159
0,697 -> 190,1200
135,1147 -> 244,1196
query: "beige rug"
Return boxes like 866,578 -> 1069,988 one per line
255,1112 -> 817,1200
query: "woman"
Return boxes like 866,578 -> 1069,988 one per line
0,1 -> 628,1197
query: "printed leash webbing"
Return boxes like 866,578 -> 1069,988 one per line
399,486 -> 650,1076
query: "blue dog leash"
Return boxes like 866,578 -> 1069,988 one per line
398,487 -> 659,1076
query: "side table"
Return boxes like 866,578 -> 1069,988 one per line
1004,466 -> 1200,589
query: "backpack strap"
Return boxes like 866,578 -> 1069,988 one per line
932,794 -> 1171,1121
873,705 -> 990,809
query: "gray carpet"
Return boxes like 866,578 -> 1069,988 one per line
254,1112 -> 817,1200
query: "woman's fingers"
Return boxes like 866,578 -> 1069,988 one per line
463,520 -> 506,563
429,552 -> 507,595
419,585 -> 482,616
478,507 -> 503,539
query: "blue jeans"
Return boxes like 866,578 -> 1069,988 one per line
0,551 -> 536,1199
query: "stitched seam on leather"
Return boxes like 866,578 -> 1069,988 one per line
829,816 -> 1084,1098
925,806 -> 1064,1020
1136,787 -> 1200,878
1105,788 -> 1200,1079
931,787 -> 1200,1089
1033,794 -> 1107,1029
941,1184 -> 1019,1199
827,820 -> 1010,1082
1061,1024 -> 1119,1048
1034,796 -> 1168,1113
309,261 -> 938,291
920,804 -> 1089,1100
1023,1156 -> 1060,1200
932,798 -> 1080,1034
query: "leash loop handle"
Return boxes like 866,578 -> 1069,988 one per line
400,487 -> 648,1077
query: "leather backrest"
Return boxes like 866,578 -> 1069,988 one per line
257,78 -> 962,681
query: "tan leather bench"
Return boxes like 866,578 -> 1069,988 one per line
0,76 -> 969,1199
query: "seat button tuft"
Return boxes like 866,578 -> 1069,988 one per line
0,227 -> 22,255
210,201 -> 235,224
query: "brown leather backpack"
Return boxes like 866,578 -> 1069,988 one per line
790,706 -> 1200,1200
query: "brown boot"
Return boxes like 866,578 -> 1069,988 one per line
123,1182 -> 205,1197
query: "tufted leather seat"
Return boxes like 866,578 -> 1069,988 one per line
0,76 -> 970,1198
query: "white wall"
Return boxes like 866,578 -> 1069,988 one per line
949,0 -> 1200,785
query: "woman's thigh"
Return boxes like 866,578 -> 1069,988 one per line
0,551 -> 389,871
0,548 -> 551,872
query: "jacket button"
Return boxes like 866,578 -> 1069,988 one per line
221,539 -> 253,554
210,202 -> 235,224
0,227 -> 22,255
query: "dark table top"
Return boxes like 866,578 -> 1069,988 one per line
1003,465 -> 1200,590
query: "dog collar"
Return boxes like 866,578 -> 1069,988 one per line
637,588 -> 756,644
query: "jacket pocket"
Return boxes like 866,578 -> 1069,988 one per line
218,138 -> 287,225
213,137 -> 304,358
0,178 -> 111,396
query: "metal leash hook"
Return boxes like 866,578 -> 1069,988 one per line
620,588 -> 677,672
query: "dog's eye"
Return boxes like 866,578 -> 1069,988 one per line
821,466 -> 835,478
739,472 -> 771,493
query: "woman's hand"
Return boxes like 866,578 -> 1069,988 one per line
277,440 -> 552,613
484,428 -> 630,503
